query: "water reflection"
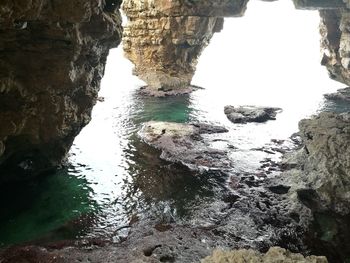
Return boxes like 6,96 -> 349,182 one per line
122,134 -> 228,221
132,93 -> 193,124
0,168 -> 95,246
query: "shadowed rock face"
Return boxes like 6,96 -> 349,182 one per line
293,0 -> 347,10
320,9 -> 350,86
0,0 -> 123,182
281,112 -> 350,216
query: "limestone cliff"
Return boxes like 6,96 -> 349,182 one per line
122,0 -> 248,95
320,8 -> 350,86
0,0 -> 123,182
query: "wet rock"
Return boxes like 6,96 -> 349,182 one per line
273,112 -> 350,262
224,106 -> 282,124
138,121 -> 231,172
324,87 -> 350,102
0,0 -> 123,182
201,247 -> 328,263
280,112 -> 350,215
268,185 -> 291,195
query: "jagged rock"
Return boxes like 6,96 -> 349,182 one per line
293,0 -> 346,10
0,0 -> 123,182
224,106 -> 282,124
320,9 -> 350,86
201,247 -> 328,263
280,112 -> 350,215
138,121 -> 232,171
324,87 -> 350,101
122,0 -> 249,95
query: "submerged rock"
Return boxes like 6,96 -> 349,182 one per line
138,121 -> 231,171
324,87 -> 350,102
224,106 -> 282,124
201,247 -> 328,263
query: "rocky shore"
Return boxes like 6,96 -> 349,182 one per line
324,87 -> 350,102
2,112 -> 349,262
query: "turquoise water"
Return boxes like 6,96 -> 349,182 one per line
0,0 -> 348,246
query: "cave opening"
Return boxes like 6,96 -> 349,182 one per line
1,0 -> 350,262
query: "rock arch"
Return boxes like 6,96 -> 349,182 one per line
0,0 -> 349,180
122,0 -> 350,95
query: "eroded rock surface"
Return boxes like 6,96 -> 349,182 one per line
224,105 -> 282,124
280,112 -> 350,215
324,86 -> 350,101
122,0 -> 248,95
202,247 -> 328,263
0,0 -> 123,182
273,112 -> 350,261
293,0 -> 347,10
320,9 -> 350,86
138,121 -> 232,171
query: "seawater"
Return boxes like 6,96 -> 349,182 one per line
0,0 -> 347,246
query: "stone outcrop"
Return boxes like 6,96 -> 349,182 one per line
272,112 -> 350,261
122,0 -> 248,95
0,0 -> 123,182
280,112 -> 350,215
324,86 -> 350,101
201,247 -> 328,263
320,8 -> 350,86
293,0 -> 347,10
224,105 -> 282,124
138,121 -> 231,171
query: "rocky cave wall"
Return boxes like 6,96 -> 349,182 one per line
0,0 -> 350,182
320,9 -> 350,86
0,0 -> 123,182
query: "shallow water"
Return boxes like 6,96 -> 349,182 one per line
0,0 -> 348,246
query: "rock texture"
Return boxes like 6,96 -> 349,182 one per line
281,112 -> 350,215
224,105 -> 282,124
122,0 -> 350,95
324,86 -> 350,101
320,8 -> 350,86
0,0 -> 123,182
274,112 -> 350,262
138,121 -> 232,171
122,0 -> 248,95
293,0 -> 347,10
201,247 -> 328,263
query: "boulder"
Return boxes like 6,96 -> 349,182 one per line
224,105 -> 282,124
